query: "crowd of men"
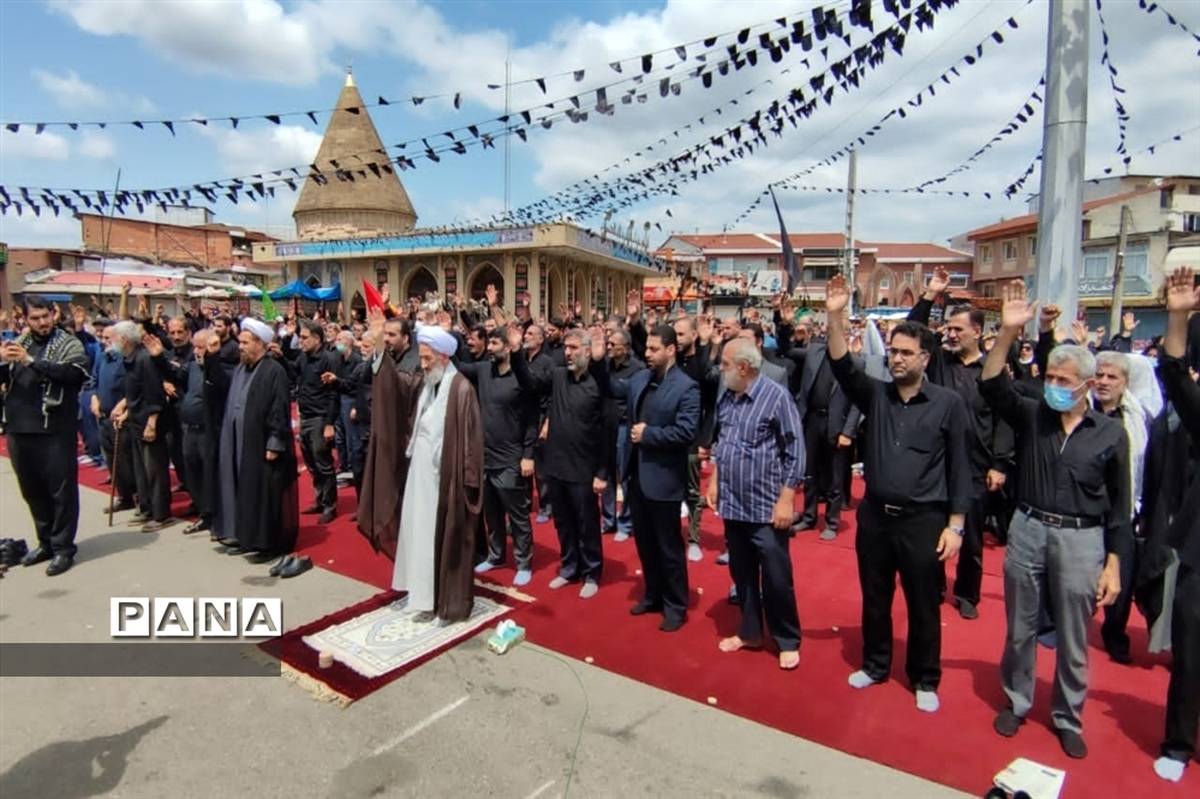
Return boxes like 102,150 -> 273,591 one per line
1,266 -> 1197,780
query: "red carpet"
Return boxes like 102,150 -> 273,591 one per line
24,442 -> 1197,798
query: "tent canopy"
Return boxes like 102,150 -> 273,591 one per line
267,280 -> 341,301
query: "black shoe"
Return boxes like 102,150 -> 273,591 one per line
141,518 -> 177,534
1056,728 -> 1088,759
993,710 -> 1025,738
956,598 -> 979,620
630,600 -> 662,616
217,537 -> 240,547
279,556 -> 313,578
319,507 -> 336,524
659,616 -> 686,633
269,555 -> 294,577
21,547 -> 53,567
246,551 -> 280,564
45,555 -> 73,577
105,500 -> 135,514
225,545 -> 248,556
0,539 -> 29,566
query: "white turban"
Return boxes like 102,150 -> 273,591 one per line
241,317 -> 275,344
416,324 -> 457,357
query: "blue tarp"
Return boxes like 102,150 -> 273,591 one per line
255,280 -> 341,301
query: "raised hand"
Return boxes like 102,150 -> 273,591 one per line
825,274 -> 850,314
142,332 -> 164,358
625,289 -> 640,319
1165,267 -> 1199,312
926,267 -> 951,296
1000,279 -> 1037,330
485,284 -> 498,307
507,326 -> 524,353
1121,311 -> 1139,335
1039,302 -> 1061,332
367,306 -> 386,341
1071,318 -> 1090,346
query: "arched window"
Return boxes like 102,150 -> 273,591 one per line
406,267 -> 438,302
469,263 -> 504,303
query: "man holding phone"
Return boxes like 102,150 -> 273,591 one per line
1,297 -> 91,575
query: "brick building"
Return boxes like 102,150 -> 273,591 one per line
79,213 -> 277,271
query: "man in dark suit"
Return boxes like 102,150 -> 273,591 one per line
601,325 -> 700,631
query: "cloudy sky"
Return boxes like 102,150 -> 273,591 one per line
1,0 -> 1197,251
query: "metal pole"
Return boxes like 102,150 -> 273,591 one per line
1107,205 -> 1129,338
844,149 -> 858,316
1033,0 -> 1089,326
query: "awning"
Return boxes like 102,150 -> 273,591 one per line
1165,245 -> 1200,271
268,279 -> 341,301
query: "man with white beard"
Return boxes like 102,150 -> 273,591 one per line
358,308 -> 484,623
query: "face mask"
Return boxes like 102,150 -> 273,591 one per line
1043,382 -> 1083,412
1019,355 -> 1033,365
335,342 -> 348,354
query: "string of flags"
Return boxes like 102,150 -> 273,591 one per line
727,0 -> 1031,227
0,0 -> 942,220
485,0 -> 964,228
1094,0 -> 1131,159
0,1 -> 864,135
908,76 -> 1045,191
1137,0 -> 1200,54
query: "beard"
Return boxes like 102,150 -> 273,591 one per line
424,365 -> 446,387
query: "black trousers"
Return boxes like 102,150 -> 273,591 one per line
165,409 -> 186,491
628,478 -> 689,622
99,415 -> 135,503
182,422 -> 210,521
1163,563 -> 1200,763
548,478 -> 602,583
351,429 -> 369,499
801,411 -> 848,529
299,415 -> 336,510
1101,529 -> 1139,660
7,432 -> 79,558
856,501 -> 946,691
726,519 -> 802,651
951,492 -> 986,606
129,424 -> 171,522
483,468 -> 533,570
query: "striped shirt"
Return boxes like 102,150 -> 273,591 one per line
712,374 -> 805,524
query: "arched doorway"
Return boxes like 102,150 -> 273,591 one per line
405,266 -> 438,303
469,263 -> 504,304
350,290 -> 366,322
546,268 -> 562,317
899,287 -> 915,307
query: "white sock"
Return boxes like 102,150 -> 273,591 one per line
848,670 -> 880,689
915,690 -> 940,713
1154,756 -> 1185,782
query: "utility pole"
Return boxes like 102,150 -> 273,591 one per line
1033,0 -> 1089,327
843,148 -> 858,315
503,40 -> 512,220
1107,204 -> 1130,337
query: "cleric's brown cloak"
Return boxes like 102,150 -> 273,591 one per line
357,360 -> 484,622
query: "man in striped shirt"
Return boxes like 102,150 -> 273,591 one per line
706,338 -> 806,670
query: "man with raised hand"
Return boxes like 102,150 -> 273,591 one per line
980,279 -> 1127,760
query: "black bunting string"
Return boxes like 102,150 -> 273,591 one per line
727,0 -> 1031,227
3,0 -> 865,218
1137,0 -> 1200,54
0,1 -> 857,135
1094,0 -> 1131,159
907,75 -> 1045,191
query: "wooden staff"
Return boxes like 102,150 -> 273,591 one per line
108,423 -> 121,527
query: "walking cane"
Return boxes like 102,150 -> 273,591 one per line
108,423 -> 121,527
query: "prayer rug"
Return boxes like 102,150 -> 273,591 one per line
257,586 -> 517,706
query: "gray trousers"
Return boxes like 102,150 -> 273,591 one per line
1001,509 -> 1105,733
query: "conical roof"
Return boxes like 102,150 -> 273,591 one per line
293,72 -> 417,237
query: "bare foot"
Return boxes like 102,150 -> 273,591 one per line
778,650 -> 800,670
718,636 -> 763,653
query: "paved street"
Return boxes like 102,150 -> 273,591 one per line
0,457 -> 968,799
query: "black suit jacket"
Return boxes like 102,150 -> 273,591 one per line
782,343 -> 862,442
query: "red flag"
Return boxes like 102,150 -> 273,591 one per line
362,279 -> 384,312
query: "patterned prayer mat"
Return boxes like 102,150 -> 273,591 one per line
258,586 -> 518,706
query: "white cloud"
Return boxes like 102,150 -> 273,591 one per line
0,208 -> 80,248
49,0 -> 331,86
196,123 -> 323,178
78,132 -> 116,160
0,128 -> 70,160
32,68 -> 156,114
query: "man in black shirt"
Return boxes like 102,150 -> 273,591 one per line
1,297 -> 90,575
459,326 -> 539,586
111,321 -> 175,532
825,275 -> 969,714
178,330 -> 212,534
673,315 -> 713,558
908,271 -> 1015,619
599,327 -> 645,542
513,327 -> 611,597
523,323 -> 556,523
283,319 -> 341,524
980,278 -> 1126,760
